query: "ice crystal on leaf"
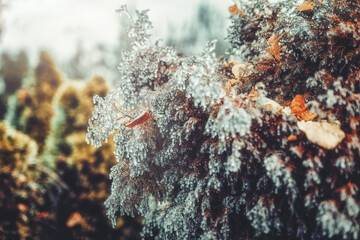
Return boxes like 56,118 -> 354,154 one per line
264,154 -> 298,201
206,96 -> 252,143
178,40 -> 226,111
115,5 -> 178,109
316,200 -> 360,239
86,91 -> 122,147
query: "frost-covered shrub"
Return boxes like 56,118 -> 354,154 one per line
87,2 -> 360,239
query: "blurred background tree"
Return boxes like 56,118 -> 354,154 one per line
0,51 -> 28,94
20,51 -> 63,153
66,40 -> 86,79
0,51 -> 29,120
166,2 -> 228,56
0,50 -> 143,239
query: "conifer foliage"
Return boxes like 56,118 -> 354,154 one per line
87,2 -> 360,239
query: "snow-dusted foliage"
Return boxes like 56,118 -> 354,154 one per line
87,1 -> 360,239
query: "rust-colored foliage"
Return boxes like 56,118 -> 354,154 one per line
229,4 -> 247,17
297,1 -> 315,11
297,0 -> 324,11
266,35 -> 281,61
335,181 -> 358,196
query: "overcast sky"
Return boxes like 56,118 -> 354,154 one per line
1,0 -> 231,64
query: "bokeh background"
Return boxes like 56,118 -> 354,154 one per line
0,0 -> 230,239
1,0 -> 230,82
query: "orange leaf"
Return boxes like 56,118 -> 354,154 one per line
291,95 -> 306,115
18,203 -> 27,212
267,35 -> 281,61
297,1 -> 314,11
229,5 -> 246,17
66,212 -> 84,228
287,134 -> 298,141
290,95 -> 317,121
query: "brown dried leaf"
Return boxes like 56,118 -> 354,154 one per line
297,1 -> 314,11
287,134 -> 298,141
291,95 -> 317,121
291,95 -> 306,114
297,120 -> 345,149
229,4 -> 247,17
125,111 -> 150,128
267,35 -> 281,61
